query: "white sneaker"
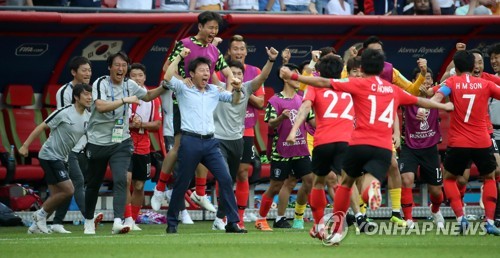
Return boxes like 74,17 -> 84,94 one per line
124,217 -> 142,231
479,185 -> 484,209
151,188 -> 166,211
406,219 -> 415,229
84,219 -> 96,235
323,233 -> 342,246
165,189 -> 172,204
212,217 -> 226,230
190,192 -> 216,212
432,210 -> 445,229
244,212 -> 258,222
181,210 -> 194,224
111,221 -> 131,235
32,211 -> 50,234
27,223 -> 42,234
94,212 -> 104,229
51,224 -> 72,233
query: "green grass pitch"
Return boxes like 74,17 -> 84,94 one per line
1,221 -> 499,258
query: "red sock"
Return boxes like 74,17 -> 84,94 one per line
131,205 -> 141,221
362,186 -> 369,204
496,175 -> 500,183
310,188 -> 327,224
236,180 -> 249,222
483,179 -> 498,220
333,185 -> 352,216
444,179 -> 464,217
430,191 -> 443,213
156,172 -> 171,192
259,194 -> 273,218
195,177 -> 206,196
457,181 -> 466,199
401,187 -> 413,220
124,204 -> 132,218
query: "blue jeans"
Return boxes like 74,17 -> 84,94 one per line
285,4 -> 308,12
259,0 -> 280,11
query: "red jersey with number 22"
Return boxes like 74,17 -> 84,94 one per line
330,76 -> 418,151
303,86 -> 354,147
438,74 -> 500,148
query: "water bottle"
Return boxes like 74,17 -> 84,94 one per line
5,145 -> 16,184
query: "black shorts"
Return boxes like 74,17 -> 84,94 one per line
218,138 -> 244,181
39,158 -> 70,185
128,153 -> 151,181
241,136 -> 255,164
311,142 -> 349,177
164,136 -> 175,152
399,144 -> 442,186
173,102 -> 181,136
465,138 -> 500,169
270,157 -> 311,181
443,146 -> 497,176
343,145 -> 392,182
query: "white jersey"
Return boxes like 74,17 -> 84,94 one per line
117,0 -> 153,9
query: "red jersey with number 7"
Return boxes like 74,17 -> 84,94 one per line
329,76 -> 418,151
437,74 -> 500,148
303,86 -> 354,147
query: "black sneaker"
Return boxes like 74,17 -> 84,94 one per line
356,215 -> 376,233
225,222 -> 248,233
346,214 -> 356,227
273,217 -> 291,228
166,225 -> 177,234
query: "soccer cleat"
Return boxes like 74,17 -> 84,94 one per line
390,214 -> 407,227
458,217 -> 469,235
151,188 -> 166,211
292,219 -> 304,229
346,214 -> 356,226
84,219 -> 96,235
180,210 -> 194,225
432,210 -> 445,229
111,221 -> 131,234
255,218 -> 273,231
32,211 -> 51,234
356,214 -> 376,233
212,217 -> 226,230
27,223 -> 42,234
244,212 -> 258,222
50,224 -> 72,233
368,180 -> 382,210
124,217 -> 141,231
237,221 -> 246,230
485,222 -> 500,236
94,212 -> 104,228
406,219 -> 415,229
190,192 -> 216,212
273,217 -> 291,228
309,224 -> 325,240
323,233 -> 342,246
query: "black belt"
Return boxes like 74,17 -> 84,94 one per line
181,131 -> 214,139
493,124 -> 500,130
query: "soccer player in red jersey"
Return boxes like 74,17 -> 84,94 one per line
280,49 -> 453,245
430,50 -> 500,235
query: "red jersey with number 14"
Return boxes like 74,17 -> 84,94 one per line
329,76 -> 418,151
303,86 -> 354,147
438,74 -> 500,148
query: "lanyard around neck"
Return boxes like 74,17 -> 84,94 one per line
109,78 -> 127,118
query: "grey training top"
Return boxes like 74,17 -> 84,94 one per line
87,76 -> 147,146
214,81 -> 253,140
55,82 -> 87,152
39,105 -> 90,161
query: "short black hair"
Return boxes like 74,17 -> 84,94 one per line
69,56 -> 90,73
72,83 -> 92,104
279,63 -> 300,84
361,48 -> 385,76
130,63 -> 146,73
469,48 -> 483,57
363,36 -> 383,49
487,43 -> 500,56
412,67 -> 433,81
453,50 -> 475,73
227,60 -> 245,73
319,46 -> 336,58
316,55 -> 343,79
107,51 -> 130,68
188,57 -> 211,74
346,56 -> 362,74
198,11 -> 223,26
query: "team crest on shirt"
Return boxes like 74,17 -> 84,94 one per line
274,168 -> 281,178
59,170 -> 67,179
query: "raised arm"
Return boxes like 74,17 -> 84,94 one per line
280,66 -> 331,88
250,47 -> 279,92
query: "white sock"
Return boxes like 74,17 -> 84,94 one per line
355,212 -> 363,218
114,218 -> 122,225
487,219 -> 495,225
457,216 -> 463,223
38,208 -> 48,218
